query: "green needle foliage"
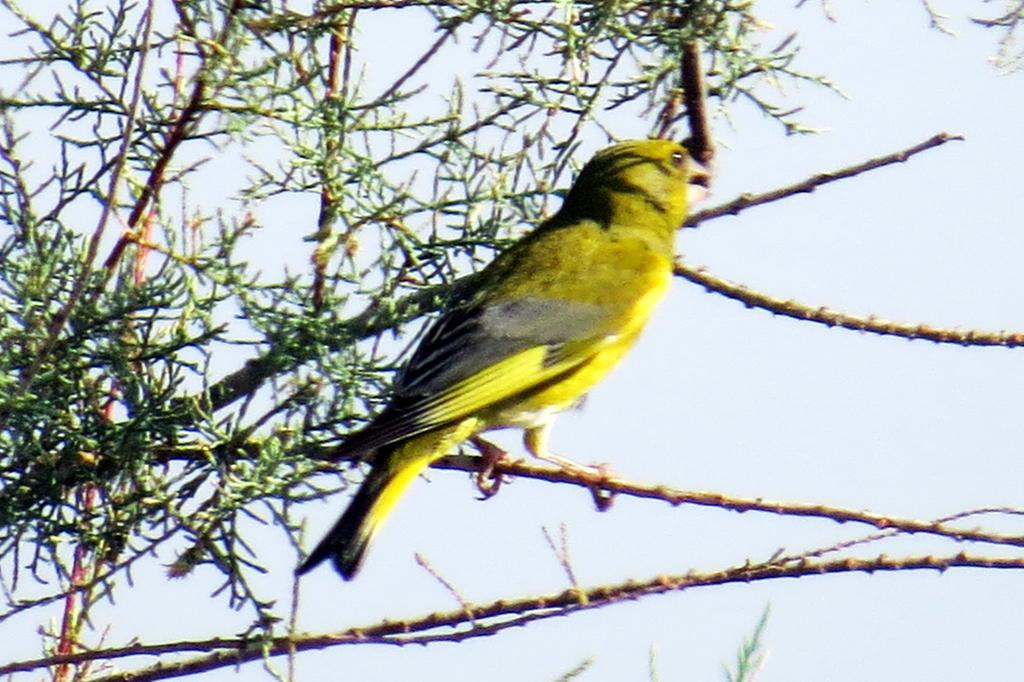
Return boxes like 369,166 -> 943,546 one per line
0,0 -> 1017,629
725,606 -> 770,682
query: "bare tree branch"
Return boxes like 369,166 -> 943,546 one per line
673,260 -> 1024,347
684,132 -> 963,227
431,455 -> 1024,549
5,551 -> 1022,681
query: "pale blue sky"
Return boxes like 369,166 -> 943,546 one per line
291,5 -> 1024,678
4,2 -> 1024,681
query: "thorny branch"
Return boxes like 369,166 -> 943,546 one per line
4,551 -> 1023,681
673,261 -> 1024,347
431,455 -> 1024,550
3,0 -> 1021,676
684,132 -> 963,226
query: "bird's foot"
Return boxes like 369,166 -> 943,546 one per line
585,462 -> 616,512
555,459 -> 616,511
471,436 -> 510,499
522,426 -> 616,509
537,454 -> 617,511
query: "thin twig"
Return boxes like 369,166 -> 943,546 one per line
681,40 -> 714,165
6,552 -> 1023,681
673,260 -> 1024,347
542,524 -> 585,601
311,15 -> 352,310
414,553 -> 478,624
430,455 -> 1024,549
0,526 -> 180,626
359,21 -> 459,118
20,0 -> 155,390
684,132 -> 963,227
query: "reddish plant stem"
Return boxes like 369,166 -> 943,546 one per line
54,484 -> 98,682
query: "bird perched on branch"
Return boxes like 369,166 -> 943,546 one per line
297,139 -> 710,579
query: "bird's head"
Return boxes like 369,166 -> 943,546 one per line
557,139 -> 710,232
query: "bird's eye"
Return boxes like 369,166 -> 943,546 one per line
670,150 -> 686,169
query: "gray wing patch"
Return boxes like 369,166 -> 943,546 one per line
396,296 -> 610,397
479,297 -> 608,342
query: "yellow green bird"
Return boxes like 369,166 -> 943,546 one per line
296,139 -> 709,579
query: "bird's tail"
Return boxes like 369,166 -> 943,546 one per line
295,419 -> 481,579
295,452 -> 432,579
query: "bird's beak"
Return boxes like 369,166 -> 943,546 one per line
687,160 -> 712,204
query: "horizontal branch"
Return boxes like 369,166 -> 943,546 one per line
673,261 -> 1024,347
684,132 -> 963,226
146,445 -> 1024,553
9,551 -> 1023,681
431,455 -> 1024,548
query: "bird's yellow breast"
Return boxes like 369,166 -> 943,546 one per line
490,219 -> 673,321
483,218 -> 674,425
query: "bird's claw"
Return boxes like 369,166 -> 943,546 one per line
583,462 -> 615,511
472,437 -> 509,499
546,457 -> 617,511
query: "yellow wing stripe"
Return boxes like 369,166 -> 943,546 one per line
417,337 -> 614,426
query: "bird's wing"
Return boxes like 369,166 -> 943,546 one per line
333,295 -> 616,457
